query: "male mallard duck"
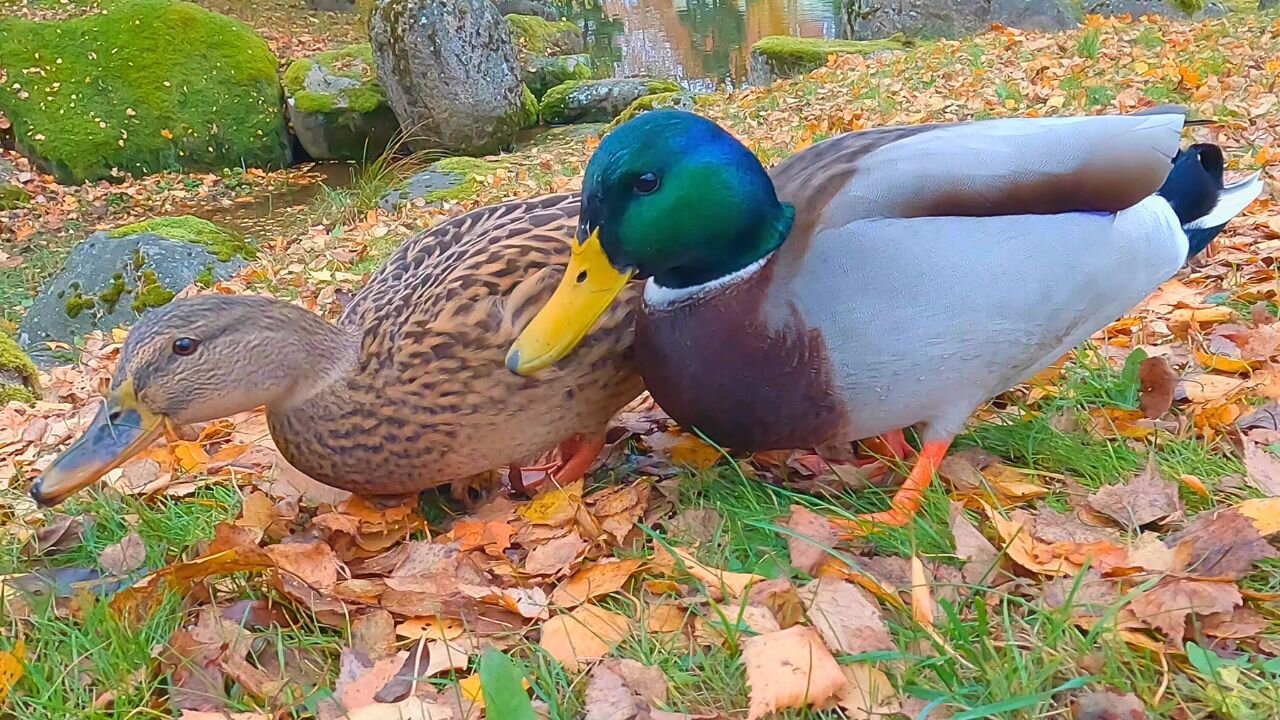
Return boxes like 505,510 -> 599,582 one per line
507,108 -> 1262,528
32,194 -> 644,506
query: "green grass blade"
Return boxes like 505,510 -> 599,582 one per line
479,647 -> 536,720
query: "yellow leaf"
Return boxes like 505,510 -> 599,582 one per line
549,558 -> 643,608
1237,497 -> 1280,536
0,640 -> 23,703
395,616 -> 465,641
170,440 -> 210,473
1171,307 -> 1236,325
160,128 -> 173,139
651,543 -> 763,600
742,625 -> 845,720
1194,350 -> 1257,375
646,430 -> 722,469
833,663 -> 900,720
518,480 -> 583,526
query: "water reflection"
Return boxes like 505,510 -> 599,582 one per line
558,0 -> 842,90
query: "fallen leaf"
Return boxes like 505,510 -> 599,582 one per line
1202,606 -> 1268,639
1163,507 -> 1278,580
335,649 -> 409,711
948,502 -> 1002,585
1180,373 -> 1253,404
798,578 -> 893,656
264,540 -> 341,589
99,531 -> 147,575
550,558 -> 643,608
539,605 -> 630,672
1127,578 -> 1241,643
781,505 -> 839,575
831,663 -> 900,719
742,625 -> 846,720
584,659 -> 669,720
519,480 -> 584,526
351,609 -> 397,660
523,531 -> 587,576
344,695 -> 458,720
1071,689 -> 1145,719
909,556 -> 934,629
1086,456 -> 1182,530
1236,497 -> 1280,535
645,604 -> 687,634
646,431 -> 722,470
1138,357 -> 1177,418
1242,435 -> 1280,496
0,640 -> 23,703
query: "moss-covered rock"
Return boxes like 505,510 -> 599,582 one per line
17,217 -> 252,360
0,333 -> 39,405
607,91 -> 710,130
0,183 -> 29,210
505,14 -> 583,58
747,36 -> 907,85
378,156 -> 503,210
106,216 -> 257,262
0,0 -> 291,184
524,53 -> 594,99
283,44 -> 400,161
540,78 -> 681,125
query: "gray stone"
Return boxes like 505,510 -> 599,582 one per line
540,78 -> 681,125
524,54 -> 594,99
496,0 -> 557,19
18,232 -> 245,362
378,166 -> 465,212
1082,0 -> 1226,18
990,0 -> 1078,31
283,46 -> 400,161
1264,0 -> 1278,11
307,0 -> 356,10
370,0 -> 531,156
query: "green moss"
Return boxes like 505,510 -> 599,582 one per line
129,269 -> 175,313
194,265 -> 214,288
283,44 -> 386,115
0,183 -> 29,210
608,91 -> 709,130
0,332 -> 39,404
356,0 -> 376,30
63,289 -> 95,319
426,157 -> 501,202
505,14 -> 581,56
525,53 -> 594,99
97,273 -> 127,313
750,35 -> 906,79
0,0 -> 290,184
108,216 -> 256,262
1168,0 -> 1206,14
540,79 -> 681,124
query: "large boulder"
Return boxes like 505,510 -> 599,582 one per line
1082,0 -> 1225,18
607,91 -> 709,130
1264,0 -> 1278,10
370,0 -> 533,155
525,54 -> 595,99
0,0 -> 291,184
307,0 -> 357,10
748,36 -> 907,85
283,44 -> 400,161
18,217 -> 251,361
841,0 -> 1078,40
540,78 -> 681,125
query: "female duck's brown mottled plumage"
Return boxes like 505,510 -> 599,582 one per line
32,193 -> 643,504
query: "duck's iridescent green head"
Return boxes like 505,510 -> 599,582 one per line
507,110 -> 793,375
583,110 -> 794,288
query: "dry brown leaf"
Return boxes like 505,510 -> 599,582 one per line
1071,689 -> 1146,719
550,558 -> 643,608
523,531 -> 587,576
1180,373 -> 1253,404
1127,578 -> 1241,642
985,509 -> 1081,577
798,578 -> 893,656
781,505 -> 839,575
584,659 -> 669,720
948,502 -> 1001,585
1086,456 -> 1182,530
909,556 -> 935,629
350,609 -> 397,660
651,544 -> 763,600
831,663 -> 900,720
742,625 -> 846,720
1236,496 -> 1280,535
99,531 -> 146,576
1138,356 -> 1177,418
539,605 -> 630,672
646,431 -> 722,470
264,540 -> 341,589
335,649 -> 409,711
645,604 -> 687,634
344,695 -> 457,720
1163,507 -> 1278,580
1242,434 -> 1280,496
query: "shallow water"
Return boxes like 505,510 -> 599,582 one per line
565,0 -> 843,90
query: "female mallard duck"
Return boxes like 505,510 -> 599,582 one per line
32,194 -> 644,506
507,108 -> 1262,528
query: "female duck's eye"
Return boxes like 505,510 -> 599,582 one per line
172,337 -> 200,356
633,172 -> 660,195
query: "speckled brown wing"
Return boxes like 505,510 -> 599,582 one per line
274,194 -> 643,494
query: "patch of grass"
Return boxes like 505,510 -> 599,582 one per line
306,130 -> 443,227
1076,27 -> 1102,59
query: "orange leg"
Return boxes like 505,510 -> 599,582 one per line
509,433 -> 605,496
836,438 -> 952,534
854,429 -> 910,467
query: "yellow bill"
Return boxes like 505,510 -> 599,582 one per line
31,378 -> 167,506
506,229 -> 633,375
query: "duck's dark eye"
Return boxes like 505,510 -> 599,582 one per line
633,172 -> 660,195
172,337 -> 200,356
